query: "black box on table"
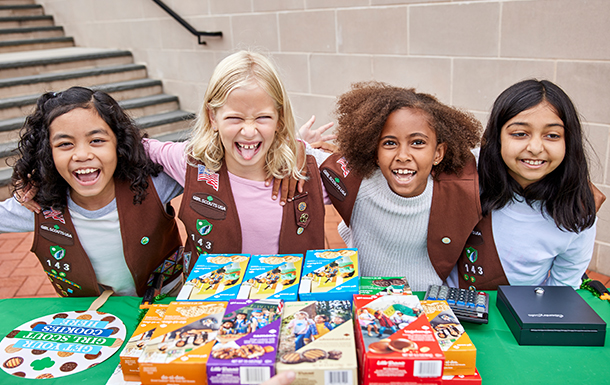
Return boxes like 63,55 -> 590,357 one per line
496,285 -> 605,346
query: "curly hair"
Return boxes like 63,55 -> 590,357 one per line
479,79 -> 594,232
187,50 -> 303,180
11,86 -> 162,210
334,81 -> 482,178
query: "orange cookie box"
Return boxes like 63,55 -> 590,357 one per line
138,301 -> 227,385
354,295 -> 445,385
420,301 -> 477,376
120,304 -> 169,382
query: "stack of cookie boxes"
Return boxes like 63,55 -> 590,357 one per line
275,300 -> 358,384
237,254 -> 304,301
353,294 -> 446,385
299,248 -> 359,301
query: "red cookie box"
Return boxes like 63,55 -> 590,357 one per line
120,304 -> 169,382
442,369 -> 482,385
207,299 -> 283,385
354,295 -> 445,385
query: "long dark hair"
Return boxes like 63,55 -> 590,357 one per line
11,86 -> 162,210
479,79 -> 595,232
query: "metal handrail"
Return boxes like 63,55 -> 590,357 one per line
152,0 -> 222,45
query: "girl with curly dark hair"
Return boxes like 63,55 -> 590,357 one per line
318,81 -> 482,291
0,86 -> 184,297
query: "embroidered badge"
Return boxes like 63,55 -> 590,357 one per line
42,208 -> 65,224
298,202 -> 307,211
299,213 -> 309,223
196,219 -> 213,236
321,168 -> 348,202
49,245 -> 65,261
297,227 -> 304,235
39,222 -> 74,246
198,165 -> 219,191
141,237 -> 150,245
337,157 -> 350,178
465,247 -> 478,263
190,193 -> 227,220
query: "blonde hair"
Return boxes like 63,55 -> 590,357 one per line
187,50 -> 302,180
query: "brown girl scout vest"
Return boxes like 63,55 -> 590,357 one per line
179,156 -> 325,264
31,178 -> 183,297
320,153 -> 509,291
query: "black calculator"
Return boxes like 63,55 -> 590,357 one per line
424,284 -> 489,324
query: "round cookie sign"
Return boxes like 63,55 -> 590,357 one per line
0,310 -> 126,379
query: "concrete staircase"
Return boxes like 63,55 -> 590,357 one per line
0,0 -> 195,199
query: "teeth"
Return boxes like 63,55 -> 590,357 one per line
523,160 -> 544,165
238,143 -> 258,150
75,168 -> 97,174
393,169 -> 415,175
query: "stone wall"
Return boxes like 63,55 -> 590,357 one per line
35,0 -> 610,275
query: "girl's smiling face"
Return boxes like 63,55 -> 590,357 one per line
209,82 -> 279,181
500,101 -> 566,188
376,108 -> 446,198
49,107 -> 118,211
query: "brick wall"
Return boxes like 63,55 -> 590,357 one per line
35,0 -> 610,275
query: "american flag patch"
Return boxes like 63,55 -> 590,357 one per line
198,165 -> 219,191
43,208 -> 65,224
337,157 -> 350,178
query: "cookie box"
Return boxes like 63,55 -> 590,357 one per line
354,295 -> 445,385
359,276 -> 412,296
276,300 -> 358,384
298,248 -> 359,301
177,254 -> 250,301
237,254 -> 303,301
206,299 -> 282,385
138,301 -> 227,385
120,304 -> 168,381
420,301 -> 476,376
442,369 -> 482,385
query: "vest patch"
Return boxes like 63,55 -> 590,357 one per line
190,193 -> 228,220
321,168 -> 348,202
39,222 -> 74,246
466,227 -> 484,246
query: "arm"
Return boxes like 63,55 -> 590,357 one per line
143,138 -> 188,187
0,197 -> 36,232
547,223 -> 597,289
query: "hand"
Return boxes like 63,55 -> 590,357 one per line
299,115 -> 336,144
260,371 -> 296,385
266,141 -> 307,205
14,184 -> 41,214
310,140 -> 339,154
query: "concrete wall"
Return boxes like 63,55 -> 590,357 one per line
35,0 -> 610,275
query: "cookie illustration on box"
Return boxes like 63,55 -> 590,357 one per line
0,310 -> 126,379
298,248 -> 359,301
178,254 -> 250,301
353,295 -> 445,385
238,254 -> 303,301
276,301 -> 357,384
206,299 -> 282,385
138,301 -> 227,385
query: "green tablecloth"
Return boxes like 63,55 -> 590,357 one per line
0,291 -> 609,384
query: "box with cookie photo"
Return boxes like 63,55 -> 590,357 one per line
276,300 -> 358,385
177,254 -> 250,301
359,276 -> 412,296
298,248 -> 359,301
353,295 -> 445,385
206,299 -> 282,385
421,301 -> 477,376
120,304 -> 168,382
237,254 -> 303,301
138,301 -> 227,385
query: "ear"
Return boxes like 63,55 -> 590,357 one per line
434,143 -> 447,166
207,107 -> 217,129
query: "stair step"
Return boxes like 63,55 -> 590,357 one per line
0,47 -> 133,79
0,25 -> 64,41
0,4 -> 43,17
0,36 -> 74,53
0,63 -> 148,98
0,0 -> 36,5
0,15 -> 54,28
